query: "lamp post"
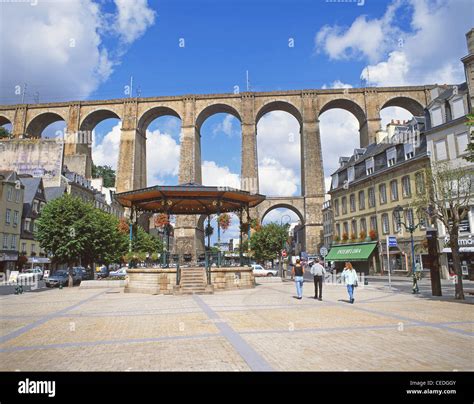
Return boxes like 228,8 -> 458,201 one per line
393,205 -> 424,294
280,214 -> 291,278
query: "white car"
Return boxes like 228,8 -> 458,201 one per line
18,267 -> 43,281
108,267 -> 128,278
251,264 -> 278,277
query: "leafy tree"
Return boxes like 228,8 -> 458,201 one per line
0,126 -> 12,139
133,226 -> 163,254
92,164 -> 116,188
249,223 -> 288,262
415,162 -> 473,300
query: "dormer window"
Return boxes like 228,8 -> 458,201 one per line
404,142 -> 414,160
331,174 -> 339,189
451,97 -> 465,120
430,106 -> 443,127
387,147 -> 397,167
347,166 -> 355,182
365,157 -> 374,176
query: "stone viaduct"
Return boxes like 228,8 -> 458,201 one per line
0,85 -> 434,255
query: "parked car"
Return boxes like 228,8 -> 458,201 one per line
251,264 -> 278,277
108,267 -> 128,278
74,266 -> 93,280
45,269 -> 82,288
97,266 -> 109,279
18,267 -> 43,282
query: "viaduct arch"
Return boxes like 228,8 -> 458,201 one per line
0,85 -> 434,255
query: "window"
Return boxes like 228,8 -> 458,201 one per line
351,220 -> 357,237
393,212 -> 401,233
350,194 -> 356,212
406,209 -> 414,227
415,172 -> 425,194
390,180 -> 399,201
347,166 -> 355,183
431,106 -> 443,127
343,222 -> 349,236
334,199 -> 339,217
21,242 -> 27,253
13,211 -> 19,227
370,216 -> 378,232
332,174 -> 339,189
382,214 -> 390,234
360,218 -> 367,233
31,244 -> 36,254
33,221 -> 38,233
32,200 -> 39,213
386,147 -> 397,167
434,140 -> 448,161
24,219 -> 31,232
368,187 -> 375,208
358,190 -> 365,210
11,235 -> 17,250
2,234 -> 8,249
342,197 -> 347,215
336,223 -> 341,238
5,209 -> 11,225
15,189 -> 21,203
404,142 -> 414,160
379,183 -> 387,204
451,97 -> 465,119
402,176 -> 411,197
366,157 -> 374,175
456,133 -> 469,156
7,186 -> 13,201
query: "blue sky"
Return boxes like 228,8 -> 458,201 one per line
1,0 -> 473,241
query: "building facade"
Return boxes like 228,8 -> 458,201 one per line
328,119 -> 430,275
322,200 -> 333,249
0,171 -> 24,272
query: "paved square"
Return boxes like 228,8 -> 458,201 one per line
1,281 -> 473,371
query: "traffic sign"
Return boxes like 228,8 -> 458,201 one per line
387,236 -> 398,248
320,246 -> 328,257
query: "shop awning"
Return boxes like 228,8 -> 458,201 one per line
326,243 -> 378,261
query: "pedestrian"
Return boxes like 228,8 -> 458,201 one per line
291,258 -> 305,299
412,259 -> 422,294
310,257 -> 326,300
341,262 -> 359,304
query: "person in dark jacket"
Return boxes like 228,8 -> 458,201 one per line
291,259 -> 305,299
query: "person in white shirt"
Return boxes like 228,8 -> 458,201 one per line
341,262 -> 359,304
310,258 -> 326,300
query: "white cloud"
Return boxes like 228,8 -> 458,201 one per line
0,0 -> 155,103
360,51 -> 410,86
92,123 -> 180,186
212,115 -> 237,137
322,80 -> 353,89
258,157 -> 299,197
201,161 -> 240,188
114,0 -> 156,44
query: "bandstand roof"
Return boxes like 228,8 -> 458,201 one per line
115,183 -> 266,215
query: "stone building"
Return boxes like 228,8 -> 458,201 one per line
328,118 -> 430,275
322,200 -> 333,249
0,171 -> 24,273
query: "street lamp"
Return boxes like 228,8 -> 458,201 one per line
280,214 -> 291,278
393,205 -> 424,293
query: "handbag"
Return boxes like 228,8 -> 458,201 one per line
353,280 -> 358,288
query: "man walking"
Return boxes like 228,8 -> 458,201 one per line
310,258 -> 326,300
412,259 -> 422,294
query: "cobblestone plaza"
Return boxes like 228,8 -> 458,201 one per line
1,280 -> 472,372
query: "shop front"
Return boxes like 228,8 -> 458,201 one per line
440,236 -> 474,280
325,242 -> 378,275
0,252 -> 18,273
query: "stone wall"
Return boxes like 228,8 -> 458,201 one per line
125,268 -> 177,295
210,267 -> 255,291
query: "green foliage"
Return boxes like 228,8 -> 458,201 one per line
0,126 -> 12,139
462,114 -> 474,163
249,223 -> 288,262
92,164 -> 116,188
133,226 -> 163,254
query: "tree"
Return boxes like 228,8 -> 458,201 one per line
462,114 -> 474,163
92,164 -> 116,188
249,223 -> 288,262
416,162 -> 473,300
133,226 -> 163,254
0,126 -> 12,139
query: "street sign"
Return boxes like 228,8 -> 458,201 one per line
320,247 -> 328,257
387,236 -> 398,248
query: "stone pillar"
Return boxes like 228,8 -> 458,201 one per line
116,100 -> 146,192
359,118 -> 382,147
12,106 -> 27,138
241,94 -> 258,193
63,104 -> 92,178
175,97 -> 202,261
301,94 -> 325,254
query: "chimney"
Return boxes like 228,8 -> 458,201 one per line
466,28 -> 474,54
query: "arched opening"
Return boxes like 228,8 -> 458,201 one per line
318,105 -> 362,194
0,116 -> 13,137
381,97 -> 424,117
25,112 -> 66,139
87,110 -> 122,188
256,101 -> 303,197
138,107 -> 182,187
196,104 -> 242,188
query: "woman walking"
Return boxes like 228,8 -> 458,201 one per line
341,262 -> 359,304
292,259 -> 305,299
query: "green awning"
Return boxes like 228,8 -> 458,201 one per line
325,243 -> 377,261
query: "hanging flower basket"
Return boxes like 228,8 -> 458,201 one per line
118,218 -> 130,234
240,222 -> 250,233
369,229 -> 377,241
218,213 -> 231,232
205,224 -> 214,237
154,213 -> 170,228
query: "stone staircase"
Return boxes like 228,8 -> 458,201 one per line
174,267 -> 213,295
